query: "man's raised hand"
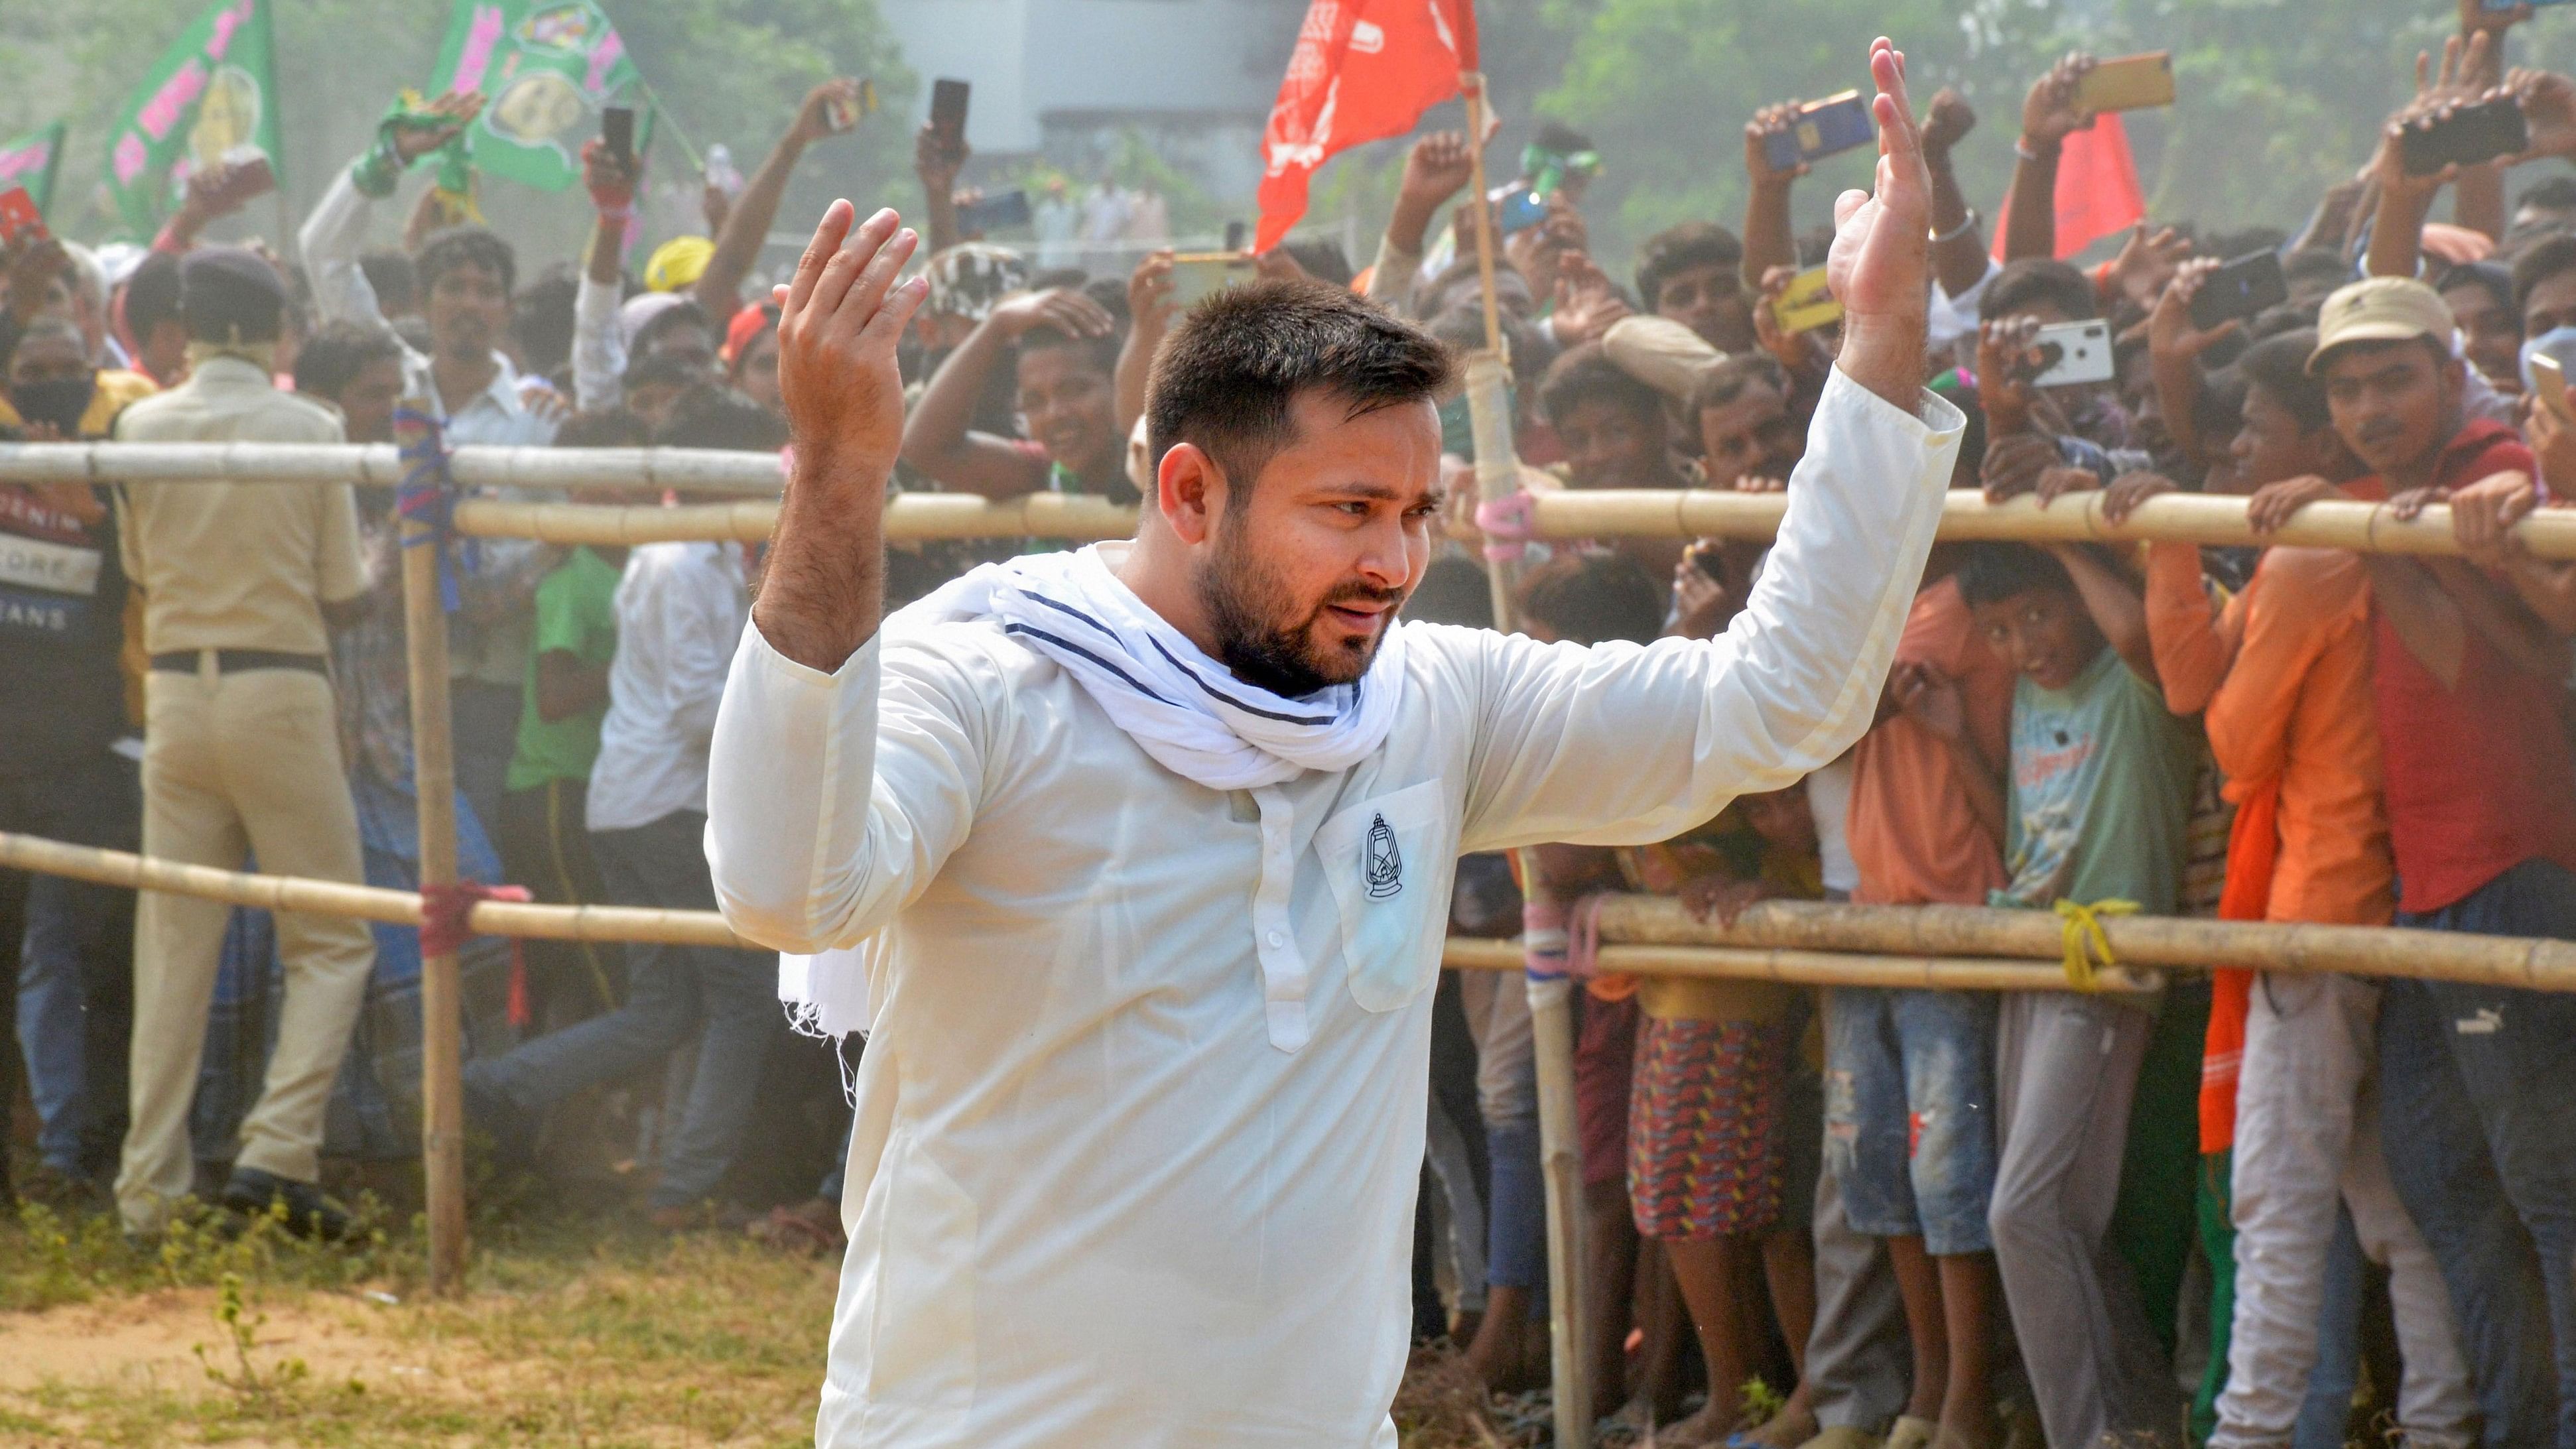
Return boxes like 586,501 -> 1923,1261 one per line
775,202 -> 927,500
754,202 -> 929,672
1824,38 -> 1933,409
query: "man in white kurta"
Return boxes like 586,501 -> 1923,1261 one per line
709,41 -> 1952,1449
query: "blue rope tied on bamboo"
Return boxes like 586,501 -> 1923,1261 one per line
392,405 -> 476,613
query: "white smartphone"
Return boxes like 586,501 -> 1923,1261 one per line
2029,320 -> 2115,389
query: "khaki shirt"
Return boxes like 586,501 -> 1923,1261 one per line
113,355 -> 366,655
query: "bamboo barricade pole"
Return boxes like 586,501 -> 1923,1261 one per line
444,491 -> 1137,547
16,824 -> 2571,993
398,501 -> 470,1296
1439,937 -> 2165,993
19,437 -> 2576,556
1582,895 -> 2576,992
1456,70 -> 1592,1448
0,831 -> 750,947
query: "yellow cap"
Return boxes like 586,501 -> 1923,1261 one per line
2309,276 -> 2455,373
643,235 -> 715,294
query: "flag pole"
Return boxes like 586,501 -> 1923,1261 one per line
1459,70 -> 1592,1449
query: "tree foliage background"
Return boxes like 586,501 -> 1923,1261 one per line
6,0 -> 2576,278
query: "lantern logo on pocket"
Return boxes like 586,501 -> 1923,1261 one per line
1364,813 -> 1403,899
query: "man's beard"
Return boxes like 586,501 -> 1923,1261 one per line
1196,521 -> 1403,699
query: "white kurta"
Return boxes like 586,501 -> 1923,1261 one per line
704,369 -> 1964,1448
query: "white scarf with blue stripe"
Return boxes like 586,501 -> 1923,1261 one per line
893,541 -> 1409,790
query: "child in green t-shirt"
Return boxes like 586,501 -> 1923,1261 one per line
493,542 -> 627,1019
1960,542 -> 2200,1449
505,545 -> 624,798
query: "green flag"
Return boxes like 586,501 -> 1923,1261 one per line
0,123 -> 67,216
103,0 -> 282,237
428,0 -> 647,192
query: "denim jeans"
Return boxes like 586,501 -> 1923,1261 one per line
4,751 -> 139,1188
1825,985 -> 1998,1255
2384,858 -> 2576,1448
464,810 -> 783,1210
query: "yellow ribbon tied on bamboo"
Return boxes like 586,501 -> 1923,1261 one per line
2054,898 -> 2140,991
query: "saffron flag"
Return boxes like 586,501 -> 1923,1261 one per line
0,124 -> 67,216
428,0 -> 648,193
1254,0 -> 1479,253
101,0 -> 281,239
1991,111 -> 2147,263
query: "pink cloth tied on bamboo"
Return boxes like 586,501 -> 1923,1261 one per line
1476,491 -> 1537,563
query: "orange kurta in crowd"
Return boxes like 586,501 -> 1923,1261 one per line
1847,574 -> 2014,907
2145,535 -> 2393,930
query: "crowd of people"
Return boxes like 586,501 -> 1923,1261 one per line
7,5 -> 2576,1448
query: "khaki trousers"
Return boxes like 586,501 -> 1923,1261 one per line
116,659 -> 375,1232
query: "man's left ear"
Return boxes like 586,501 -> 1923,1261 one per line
1156,440 -> 1224,544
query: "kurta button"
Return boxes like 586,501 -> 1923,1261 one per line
1266,930 -> 1286,948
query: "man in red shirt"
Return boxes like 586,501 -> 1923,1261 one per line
2287,277 -> 2576,1447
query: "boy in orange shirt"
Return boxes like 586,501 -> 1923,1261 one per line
2110,328 -> 2475,1449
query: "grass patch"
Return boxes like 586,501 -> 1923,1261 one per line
1,1198 -> 836,1446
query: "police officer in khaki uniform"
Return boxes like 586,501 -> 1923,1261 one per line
111,249 -> 375,1239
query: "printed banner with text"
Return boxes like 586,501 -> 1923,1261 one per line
0,125 -> 68,216
101,0 -> 281,238
429,0 -> 646,193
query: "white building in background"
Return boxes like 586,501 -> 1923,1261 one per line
877,0 -> 1303,221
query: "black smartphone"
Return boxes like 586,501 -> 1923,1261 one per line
930,78 -> 970,151
601,105 -> 635,170
2189,250 -> 2289,332
1223,220 -> 1247,251
2402,96 -> 2527,176
956,188 -> 1031,233
1689,542 -> 1728,584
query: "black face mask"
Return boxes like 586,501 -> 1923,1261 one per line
11,376 -> 96,436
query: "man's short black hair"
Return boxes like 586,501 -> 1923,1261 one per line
654,387 -> 788,451
2520,174 -> 2576,216
360,249 -> 418,315
1532,119 -> 1594,157
2236,330 -> 2331,432
415,224 -> 517,297
1281,239 -> 1355,288
623,351 -> 709,395
1537,342 -> 1662,430
1144,279 -> 1454,501
635,298 -> 712,357
2437,261 -> 2517,326
1958,542 -> 2076,608
292,321 -> 405,401
1983,259 -> 2097,323
124,252 -> 184,340
1634,221 -> 1743,311
2284,247 -> 2356,296
1689,352 -> 1787,418
513,265 -> 580,377
2513,232 -> 2576,318
556,407 -> 651,449
1515,549 -> 1663,646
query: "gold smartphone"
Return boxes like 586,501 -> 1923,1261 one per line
1170,251 -> 1256,308
1770,266 -> 1842,336
2073,52 -> 2175,115
2533,352 -> 2572,423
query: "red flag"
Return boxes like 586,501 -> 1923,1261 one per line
1254,0 -> 1479,253
1990,111 -> 2147,263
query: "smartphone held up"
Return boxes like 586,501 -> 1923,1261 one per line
1761,91 -> 1876,172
